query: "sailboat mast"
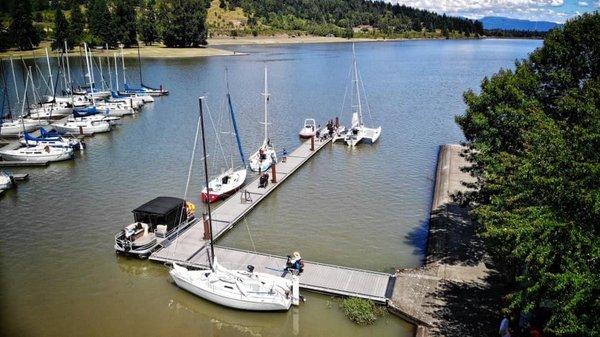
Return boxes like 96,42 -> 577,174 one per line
64,41 -> 72,91
352,44 -> 363,126
114,53 -> 119,92
9,58 -> 19,104
106,54 -> 113,91
45,48 -> 54,95
226,69 -> 246,167
262,67 -> 269,141
137,43 -> 143,86
83,43 -> 95,106
199,97 -> 215,268
120,46 -> 126,85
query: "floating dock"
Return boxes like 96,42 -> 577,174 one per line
150,135 -> 395,302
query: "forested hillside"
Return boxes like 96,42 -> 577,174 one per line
222,0 -> 482,38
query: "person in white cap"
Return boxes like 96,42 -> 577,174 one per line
286,251 -> 304,274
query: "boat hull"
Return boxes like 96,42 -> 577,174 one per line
0,148 -> 73,162
170,266 -> 293,311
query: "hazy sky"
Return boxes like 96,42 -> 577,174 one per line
388,0 -> 599,22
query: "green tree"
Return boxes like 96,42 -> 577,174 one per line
0,22 -> 10,51
52,8 -> 70,51
138,0 -> 159,46
113,0 -> 137,47
87,0 -> 117,47
8,0 -> 41,50
68,3 -> 85,47
455,13 -> 600,336
161,0 -> 208,47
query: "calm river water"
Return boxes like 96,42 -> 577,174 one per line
1,39 -> 540,337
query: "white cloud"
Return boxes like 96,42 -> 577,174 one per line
578,1 -> 589,6
389,0 -> 571,22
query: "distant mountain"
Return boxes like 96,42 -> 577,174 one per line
481,16 -> 561,32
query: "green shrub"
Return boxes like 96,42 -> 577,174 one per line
341,298 -> 383,325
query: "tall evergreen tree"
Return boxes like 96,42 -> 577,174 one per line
87,0 -> 117,47
138,0 -> 159,46
161,0 -> 208,47
113,0 -> 137,47
68,3 -> 85,47
52,9 -> 70,51
8,0 -> 41,50
0,22 -> 10,52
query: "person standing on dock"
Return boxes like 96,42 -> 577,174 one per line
282,148 -> 287,163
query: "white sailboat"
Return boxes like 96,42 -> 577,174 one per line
170,97 -> 300,311
53,118 -> 111,134
342,44 -> 381,147
201,72 -> 248,203
248,67 -> 277,172
0,144 -> 73,162
0,65 -> 44,137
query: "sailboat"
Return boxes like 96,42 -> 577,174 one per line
20,128 -> 83,150
201,74 -> 247,203
170,97 -> 300,311
0,61 -> 42,137
341,44 -> 381,147
119,45 -> 168,96
248,67 -> 277,172
0,144 -> 73,162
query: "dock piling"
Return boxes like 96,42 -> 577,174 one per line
202,213 -> 211,240
310,136 -> 315,151
270,163 -> 277,183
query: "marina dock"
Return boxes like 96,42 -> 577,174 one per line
151,135 -> 332,262
150,135 -> 396,302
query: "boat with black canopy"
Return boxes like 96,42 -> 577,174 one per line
114,197 -> 197,258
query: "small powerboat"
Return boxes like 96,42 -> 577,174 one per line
201,168 -> 247,203
114,197 -> 197,258
298,119 -> 317,139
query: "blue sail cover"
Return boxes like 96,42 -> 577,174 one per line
227,92 -> 246,167
123,83 -> 145,93
73,106 -> 100,118
24,128 -> 61,142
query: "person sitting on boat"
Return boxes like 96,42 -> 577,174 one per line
259,148 -> 266,161
286,251 -> 304,274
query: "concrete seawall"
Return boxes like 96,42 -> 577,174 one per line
388,144 -> 501,337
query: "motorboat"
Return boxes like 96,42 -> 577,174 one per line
340,44 -> 382,147
170,97 -> 300,311
0,144 -> 73,162
0,171 -> 13,190
201,168 -> 247,203
248,68 -> 277,172
298,118 -> 317,139
53,118 -> 112,134
114,197 -> 197,258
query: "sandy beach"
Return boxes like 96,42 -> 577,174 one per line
0,35 -> 398,60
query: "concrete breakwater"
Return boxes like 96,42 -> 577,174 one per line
388,145 -> 502,337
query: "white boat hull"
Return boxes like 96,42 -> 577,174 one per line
53,120 -> 111,134
0,120 -> 41,137
0,146 -> 73,162
170,262 -> 297,311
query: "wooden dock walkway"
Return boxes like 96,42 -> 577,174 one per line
151,136 -> 331,262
